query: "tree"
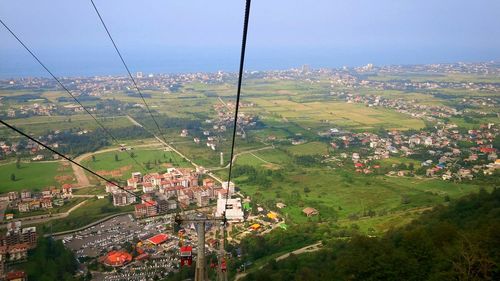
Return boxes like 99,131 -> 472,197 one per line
130,152 -> 136,158
114,154 -> 119,162
408,162 -> 415,171
10,173 -> 15,181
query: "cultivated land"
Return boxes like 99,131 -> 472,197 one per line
248,99 -> 425,131
1,63 -> 498,238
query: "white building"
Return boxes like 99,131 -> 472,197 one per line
215,198 -> 244,222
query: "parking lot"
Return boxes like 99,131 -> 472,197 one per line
57,214 -> 168,257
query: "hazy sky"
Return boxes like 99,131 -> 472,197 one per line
1,0 -> 500,76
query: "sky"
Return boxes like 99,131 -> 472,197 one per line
1,0 -> 500,77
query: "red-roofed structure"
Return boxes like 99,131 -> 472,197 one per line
102,251 -> 132,267
147,233 -> 168,245
6,270 -> 27,281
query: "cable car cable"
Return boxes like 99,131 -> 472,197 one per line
223,0 -> 252,222
0,119 -> 157,207
90,0 -> 173,151
0,18 -> 151,174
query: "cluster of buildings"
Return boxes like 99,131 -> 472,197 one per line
189,101 -> 257,150
0,71 -> 238,97
5,103 -> 56,118
105,168 -> 236,219
1,184 -> 73,216
336,92 -> 464,122
0,222 -> 37,278
324,122 -> 499,181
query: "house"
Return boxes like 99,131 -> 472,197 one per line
142,182 -> 155,193
127,178 -> 138,189
8,192 -> 18,201
112,190 -> 136,207
5,270 -> 27,281
302,207 -> 319,217
105,182 -> 120,193
203,178 -> 215,187
40,198 -> 52,209
351,153 -> 360,162
29,200 -> 40,210
249,224 -> 260,231
62,184 -> 73,199
267,212 -> 278,221
17,203 -> 29,213
156,200 -> 170,214
7,243 -> 29,262
134,201 -> 157,218
134,204 -> 148,218
178,195 -> 190,208
458,169 -> 473,180
20,191 -> 31,200
167,200 -> 178,210
276,202 -> 287,209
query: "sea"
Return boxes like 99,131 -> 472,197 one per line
0,46 -> 498,78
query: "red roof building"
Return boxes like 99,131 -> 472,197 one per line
147,233 -> 168,245
102,251 -> 132,267
6,270 -> 27,281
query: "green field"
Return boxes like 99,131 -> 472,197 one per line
0,161 -> 75,192
234,147 -> 483,233
287,142 -> 329,156
81,148 -> 192,180
2,72 -> 497,239
0,115 -> 135,137
248,99 -> 425,131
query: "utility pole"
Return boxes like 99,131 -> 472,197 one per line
195,217 -> 207,281
176,213 -> 223,281
217,222 -> 228,281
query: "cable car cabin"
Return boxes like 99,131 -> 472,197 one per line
221,258 -> 227,272
180,246 -> 193,267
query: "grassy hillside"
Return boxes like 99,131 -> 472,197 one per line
241,188 -> 500,281
0,161 -> 75,192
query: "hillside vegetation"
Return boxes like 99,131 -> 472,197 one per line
242,188 -> 500,281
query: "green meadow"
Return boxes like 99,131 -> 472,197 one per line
0,161 -> 75,192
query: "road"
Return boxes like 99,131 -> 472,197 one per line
275,241 -> 323,261
208,145 -> 275,171
0,199 -> 89,229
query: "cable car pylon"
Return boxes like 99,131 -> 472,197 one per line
175,212 -> 226,281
